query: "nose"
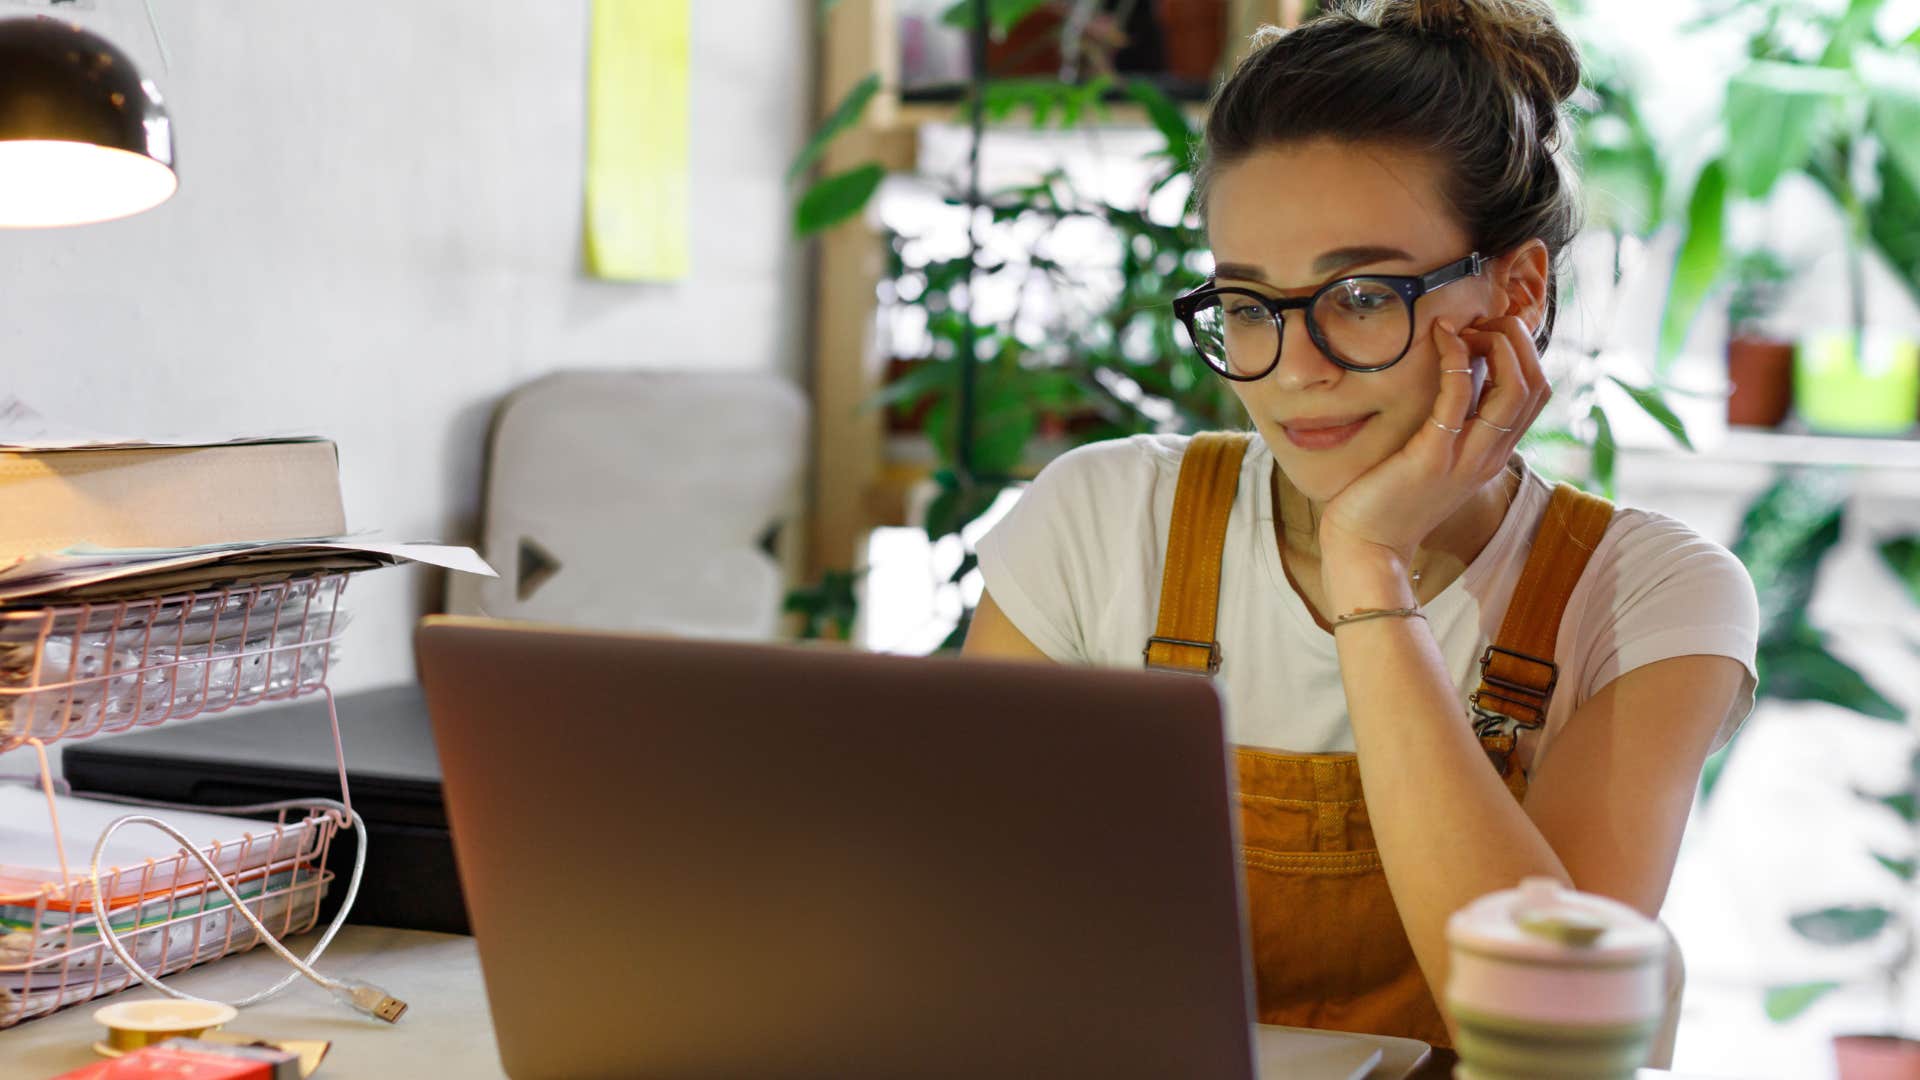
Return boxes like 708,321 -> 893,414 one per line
1268,310 -> 1343,391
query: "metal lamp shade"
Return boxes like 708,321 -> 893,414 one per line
0,17 -> 176,227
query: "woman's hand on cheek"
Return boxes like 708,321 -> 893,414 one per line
1314,314 -> 1550,577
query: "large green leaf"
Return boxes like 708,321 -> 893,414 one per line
795,163 -> 885,236
1730,471 -> 1848,647
941,0 -> 1050,32
1789,905 -> 1894,945
1658,160 -> 1727,373
1761,624 -> 1904,720
1872,853 -> 1917,881
1124,79 -> 1196,170
1724,62 -> 1853,200
1587,404 -> 1616,498
788,74 -> 879,184
1876,790 -> 1917,823
1606,376 -> 1695,450
1868,149 -> 1920,311
923,470 -> 1008,541
1765,982 -> 1842,1022
1882,537 -> 1920,605
1819,0 -> 1887,69
1861,49 -> 1920,206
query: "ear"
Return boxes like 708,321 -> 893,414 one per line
1493,239 -> 1551,334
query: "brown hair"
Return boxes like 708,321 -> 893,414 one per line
1195,0 -> 1584,352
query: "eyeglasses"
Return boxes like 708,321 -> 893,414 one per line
1171,252 -> 1487,379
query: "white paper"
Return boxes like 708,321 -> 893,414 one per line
0,787 -> 323,898
0,536 -> 497,602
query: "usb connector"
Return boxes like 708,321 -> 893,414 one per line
330,977 -> 408,1023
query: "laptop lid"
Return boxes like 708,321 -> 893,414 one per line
415,615 -> 1256,1080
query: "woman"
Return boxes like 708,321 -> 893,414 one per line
964,0 -> 1759,1048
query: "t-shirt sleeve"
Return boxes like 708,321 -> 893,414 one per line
1574,510 -> 1761,753
974,439 -> 1145,664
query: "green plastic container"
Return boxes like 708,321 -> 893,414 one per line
1794,329 -> 1920,435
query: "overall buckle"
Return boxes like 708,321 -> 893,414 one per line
1142,635 -> 1221,676
1469,644 -> 1557,731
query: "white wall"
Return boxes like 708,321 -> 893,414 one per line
1,1 -> 812,692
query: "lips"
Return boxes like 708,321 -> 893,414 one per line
1279,413 -> 1375,451
1282,409 -> 1374,430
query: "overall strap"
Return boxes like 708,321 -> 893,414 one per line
1143,432 -> 1252,676
1471,482 -> 1615,773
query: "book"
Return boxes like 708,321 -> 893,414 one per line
51,1039 -> 299,1079
0,439 -> 344,563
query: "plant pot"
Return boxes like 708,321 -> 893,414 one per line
984,5 -> 1065,78
1154,0 -> 1227,84
1834,1034 -> 1920,1080
883,357 -> 939,435
1726,334 -> 1795,428
1794,328 -> 1920,436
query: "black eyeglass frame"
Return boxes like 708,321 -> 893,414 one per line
1171,251 -> 1488,379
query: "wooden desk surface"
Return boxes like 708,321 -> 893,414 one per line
0,927 -> 1700,1078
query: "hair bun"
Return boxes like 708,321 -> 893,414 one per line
1369,0 -> 1583,110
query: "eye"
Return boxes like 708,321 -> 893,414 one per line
1331,282 -> 1395,315
1223,299 -> 1270,325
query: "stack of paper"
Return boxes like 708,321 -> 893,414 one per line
0,538 -> 492,605
0,785 -> 331,992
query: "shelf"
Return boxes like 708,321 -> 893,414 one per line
890,98 -> 1207,132
1632,429 -> 1920,470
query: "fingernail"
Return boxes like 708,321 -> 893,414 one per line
1436,319 -> 1457,336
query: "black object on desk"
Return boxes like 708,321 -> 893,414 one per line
59,684 -> 468,934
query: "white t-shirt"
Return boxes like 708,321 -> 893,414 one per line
975,432 -> 1760,773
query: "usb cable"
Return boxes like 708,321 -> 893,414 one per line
85,797 -> 407,1023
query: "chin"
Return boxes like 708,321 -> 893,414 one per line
1255,422 -> 1384,503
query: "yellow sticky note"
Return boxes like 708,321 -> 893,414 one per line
584,0 -> 691,281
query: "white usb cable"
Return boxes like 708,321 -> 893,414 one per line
84,797 -> 406,1022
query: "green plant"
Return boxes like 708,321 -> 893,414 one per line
1660,0 -> 1920,371
1711,469 -> 1919,1030
1726,247 -> 1795,338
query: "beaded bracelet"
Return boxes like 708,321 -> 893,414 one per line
1331,606 -> 1425,629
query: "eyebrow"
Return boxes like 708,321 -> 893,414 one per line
1215,245 -> 1416,286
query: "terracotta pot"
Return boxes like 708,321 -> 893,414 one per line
883,357 -> 939,435
1834,1034 -> 1920,1080
1036,408 -> 1108,440
1155,0 -> 1227,84
1726,334 -> 1794,428
984,6 -> 1065,77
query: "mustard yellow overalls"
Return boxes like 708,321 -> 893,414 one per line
1142,432 -> 1613,1048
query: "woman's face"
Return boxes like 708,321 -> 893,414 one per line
1203,138 -> 1533,503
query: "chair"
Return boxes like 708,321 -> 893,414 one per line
444,370 -> 809,640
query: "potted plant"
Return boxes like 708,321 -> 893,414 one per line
1795,327 -> 1920,436
1659,0 -> 1920,410
1724,249 -> 1797,427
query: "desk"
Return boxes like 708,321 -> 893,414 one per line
0,927 -> 1696,1079
1,928 -> 502,1079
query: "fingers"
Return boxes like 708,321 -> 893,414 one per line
1426,318 -> 1476,440
1455,316 -> 1543,467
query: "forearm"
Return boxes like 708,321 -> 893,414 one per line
1322,546 -> 1569,1027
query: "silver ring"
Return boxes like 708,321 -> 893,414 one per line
1441,368 -> 1473,375
1430,417 -> 1464,435
1473,416 -> 1516,434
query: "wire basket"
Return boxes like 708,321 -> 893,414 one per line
0,803 -> 337,1028
0,574 -> 349,754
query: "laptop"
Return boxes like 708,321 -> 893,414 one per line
415,615 -> 1409,1079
